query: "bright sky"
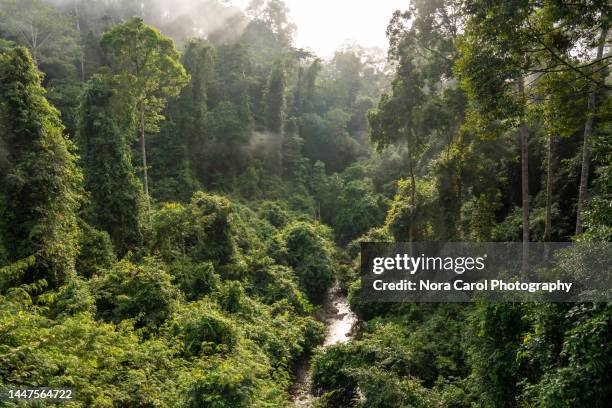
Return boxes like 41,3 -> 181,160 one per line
232,0 -> 410,58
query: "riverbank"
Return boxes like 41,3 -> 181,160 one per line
291,285 -> 358,407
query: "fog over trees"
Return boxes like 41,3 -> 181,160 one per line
0,0 -> 610,406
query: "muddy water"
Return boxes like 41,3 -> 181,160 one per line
292,285 -> 358,407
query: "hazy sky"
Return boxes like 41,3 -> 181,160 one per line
232,0 -> 409,58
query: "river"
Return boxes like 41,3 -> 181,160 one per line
291,285 -> 358,407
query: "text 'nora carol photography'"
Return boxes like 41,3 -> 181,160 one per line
360,242 -> 611,302
371,279 -> 573,294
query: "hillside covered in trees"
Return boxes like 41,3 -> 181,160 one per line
0,0 -> 610,407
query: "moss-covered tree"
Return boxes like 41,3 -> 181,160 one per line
100,17 -> 188,202
77,74 -> 145,254
0,45 -> 82,286
265,60 -> 286,133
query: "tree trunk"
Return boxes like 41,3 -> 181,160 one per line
408,152 -> 416,243
518,78 -> 529,273
576,28 -> 608,235
544,134 -> 555,241
296,66 -> 303,111
74,0 -> 84,82
140,107 -> 149,200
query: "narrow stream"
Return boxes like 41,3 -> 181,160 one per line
292,285 -> 358,407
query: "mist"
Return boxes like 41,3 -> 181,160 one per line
44,0 -> 249,47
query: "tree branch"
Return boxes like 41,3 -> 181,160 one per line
526,20 -> 610,90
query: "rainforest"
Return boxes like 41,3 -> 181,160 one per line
0,0 -> 610,407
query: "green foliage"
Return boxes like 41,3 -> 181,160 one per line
520,304 -> 612,407
207,102 -> 251,144
466,193 -> 502,241
176,39 -> 215,134
168,260 -> 218,301
245,0 -> 296,48
264,60 -> 286,133
0,45 -> 82,287
367,61 -> 423,152
582,128 -> 612,241
100,16 -> 188,197
466,303 -> 528,407
300,110 -> 361,172
0,255 -> 36,292
0,1 -> 610,406
311,309 -> 467,407
186,359 -> 255,408
249,258 -> 312,314
168,300 -> 238,357
0,294 -> 187,406
272,221 -> 336,302
46,80 -> 84,137
147,120 -> 201,203
164,38 -> 215,196
100,17 -> 188,133
385,178 -> 437,241
329,178 -> 387,242
91,257 -> 180,329
40,274 -> 96,319
1,177 -> 327,407
310,342 -> 362,406
455,5 -> 527,131
328,51 -> 363,108
77,74 -> 145,254
312,172 -> 388,243
75,222 -> 115,279
0,0 -> 80,68
152,192 -> 237,267
349,366 -> 437,408
257,201 -> 290,228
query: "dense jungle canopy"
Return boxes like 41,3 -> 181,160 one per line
0,0 -> 610,406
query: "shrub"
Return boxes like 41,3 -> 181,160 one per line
168,260 -> 218,300
168,300 -> 238,357
91,258 -> 180,328
152,192 -> 236,266
273,221 -> 336,302
76,223 -> 116,278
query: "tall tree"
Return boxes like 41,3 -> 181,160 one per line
0,0 -> 80,67
265,60 -> 286,133
100,17 -> 188,202
457,1 -> 537,267
176,39 -> 215,150
81,30 -> 105,80
246,0 -> 296,46
535,68 -> 588,242
330,50 -> 363,108
544,132 -> 556,242
303,58 -> 321,112
518,78 -> 530,266
0,45 -> 82,286
458,0 -> 611,242
153,38 -> 215,198
368,63 -> 424,241
576,28 -> 608,234
77,75 -> 145,254
369,1 -> 464,241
